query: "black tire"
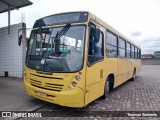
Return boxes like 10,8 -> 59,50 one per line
102,78 -> 110,99
131,69 -> 136,81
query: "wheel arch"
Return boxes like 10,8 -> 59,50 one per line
107,73 -> 115,91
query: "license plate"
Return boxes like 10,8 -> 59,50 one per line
37,92 -> 47,97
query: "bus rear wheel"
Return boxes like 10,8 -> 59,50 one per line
131,69 -> 136,81
102,78 -> 110,99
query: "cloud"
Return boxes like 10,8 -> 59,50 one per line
140,37 -> 160,45
139,37 -> 160,54
130,31 -> 142,37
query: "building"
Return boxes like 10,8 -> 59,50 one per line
154,51 -> 160,58
0,23 -> 26,78
0,0 -> 32,78
141,54 -> 153,59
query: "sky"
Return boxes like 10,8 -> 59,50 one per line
0,0 -> 160,54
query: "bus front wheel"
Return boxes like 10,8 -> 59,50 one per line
102,78 -> 110,99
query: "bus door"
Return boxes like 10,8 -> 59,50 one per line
85,22 -> 105,104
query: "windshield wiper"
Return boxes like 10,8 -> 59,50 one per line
55,24 -> 71,39
54,24 -> 71,53
43,24 -> 71,71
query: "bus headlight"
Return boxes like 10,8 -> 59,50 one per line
67,81 -> 77,90
75,75 -> 81,81
67,75 -> 80,90
72,81 -> 77,87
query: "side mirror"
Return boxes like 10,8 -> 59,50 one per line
94,28 -> 100,43
90,28 -> 100,43
89,26 -> 101,55
18,29 -> 22,46
18,35 -> 22,46
26,38 -> 30,48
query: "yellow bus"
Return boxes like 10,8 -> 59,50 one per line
18,11 -> 141,108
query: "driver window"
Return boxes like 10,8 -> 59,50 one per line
88,28 -> 104,65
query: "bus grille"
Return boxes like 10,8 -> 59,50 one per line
29,79 -> 64,92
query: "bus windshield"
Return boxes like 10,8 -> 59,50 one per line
26,25 -> 86,72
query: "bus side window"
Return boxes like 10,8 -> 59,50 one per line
119,38 -> 126,58
106,31 -> 118,58
139,49 -> 141,59
126,42 -> 131,58
131,45 -> 135,59
88,29 -> 104,66
135,47 -> 138,59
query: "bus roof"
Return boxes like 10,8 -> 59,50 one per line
33,11 -> 88,28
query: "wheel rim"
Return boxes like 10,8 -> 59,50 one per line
133,71 -> 136,80
105,80 -> 109,97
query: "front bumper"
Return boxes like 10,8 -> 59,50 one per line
24,80 -> 84,108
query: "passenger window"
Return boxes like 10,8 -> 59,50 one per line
119,38 -> 126,58
126,42 -> 131,58
135,47 -> 138,59
88,28 -> 104,65
131,45 -> 135,59
139,49 -> 141,59
106,31 -> 118,57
